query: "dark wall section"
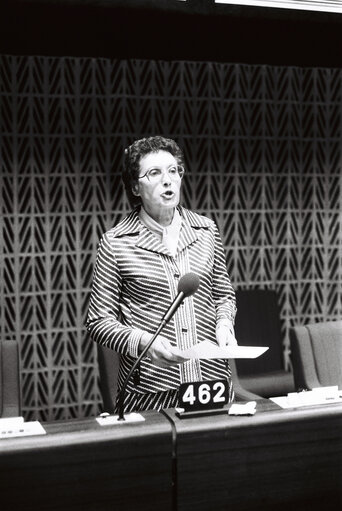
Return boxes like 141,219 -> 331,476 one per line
1,0 -> 342,66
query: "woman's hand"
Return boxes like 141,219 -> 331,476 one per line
139,333 -> 189,368
216,319 -> 238,348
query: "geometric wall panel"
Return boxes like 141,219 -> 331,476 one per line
1,55 -> 341,421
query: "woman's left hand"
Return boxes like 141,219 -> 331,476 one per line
216,320 -> 238,348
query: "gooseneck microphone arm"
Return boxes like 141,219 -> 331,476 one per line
117,306 -> 181,421
117,273 -> 200,421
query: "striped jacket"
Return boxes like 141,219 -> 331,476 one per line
86,206 -> 236,395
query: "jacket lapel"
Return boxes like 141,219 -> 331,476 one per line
135,226 -> 171,256
177,218 -> 199,253
113,206 -> 210,257
177,207 -> 210,254
114,209 -> 171,256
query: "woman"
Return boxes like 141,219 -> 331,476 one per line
86,136 -> 237,413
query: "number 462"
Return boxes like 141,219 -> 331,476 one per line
182,381 -> 226,406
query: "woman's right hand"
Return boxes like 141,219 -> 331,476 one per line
139,333 -> 189,368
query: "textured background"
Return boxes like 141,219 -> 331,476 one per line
1,55 -> 341,421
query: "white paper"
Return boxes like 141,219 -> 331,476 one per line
0,418 -> 46,439
229,401 -> 257,415
270,386 -> 342,409
181,341 -> 269,359
0,416 -> 24,428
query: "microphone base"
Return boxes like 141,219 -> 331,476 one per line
96,413 -> 145,426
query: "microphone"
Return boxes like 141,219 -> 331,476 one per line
160,272 -> 200,326
117,273 -> 200,420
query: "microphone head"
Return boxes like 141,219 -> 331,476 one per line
178,273 -> 200,298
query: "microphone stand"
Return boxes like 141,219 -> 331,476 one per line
117,319 -> 168,421
116,272 -> 200,421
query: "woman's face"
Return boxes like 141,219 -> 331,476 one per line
134,150 -> 182,215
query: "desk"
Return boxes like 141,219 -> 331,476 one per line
163,401 -> 342,511
0,412 -> 173,511
1,403 -> 342,511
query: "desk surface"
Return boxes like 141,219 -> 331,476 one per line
0,411 -> 173,511
164,400 -> 342,511
1,401 -> 342,511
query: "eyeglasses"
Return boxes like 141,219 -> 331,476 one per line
138,165 -> 185,182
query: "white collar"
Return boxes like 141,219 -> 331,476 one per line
139,207 -> 181,236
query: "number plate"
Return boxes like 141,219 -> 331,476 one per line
179,379 -> 229,412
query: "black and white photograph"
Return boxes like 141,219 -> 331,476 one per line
0,1 -> 341,510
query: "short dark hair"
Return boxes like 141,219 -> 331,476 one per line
122,136 -> 184,207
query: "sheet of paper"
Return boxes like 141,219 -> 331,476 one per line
270,386 -> 342,409
181,341 -> 269,359
0,416 -> 24,428
229,401 -> 257,415
0,418 -> 46,439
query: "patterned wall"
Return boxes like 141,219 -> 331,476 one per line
1,55 -> 341,421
